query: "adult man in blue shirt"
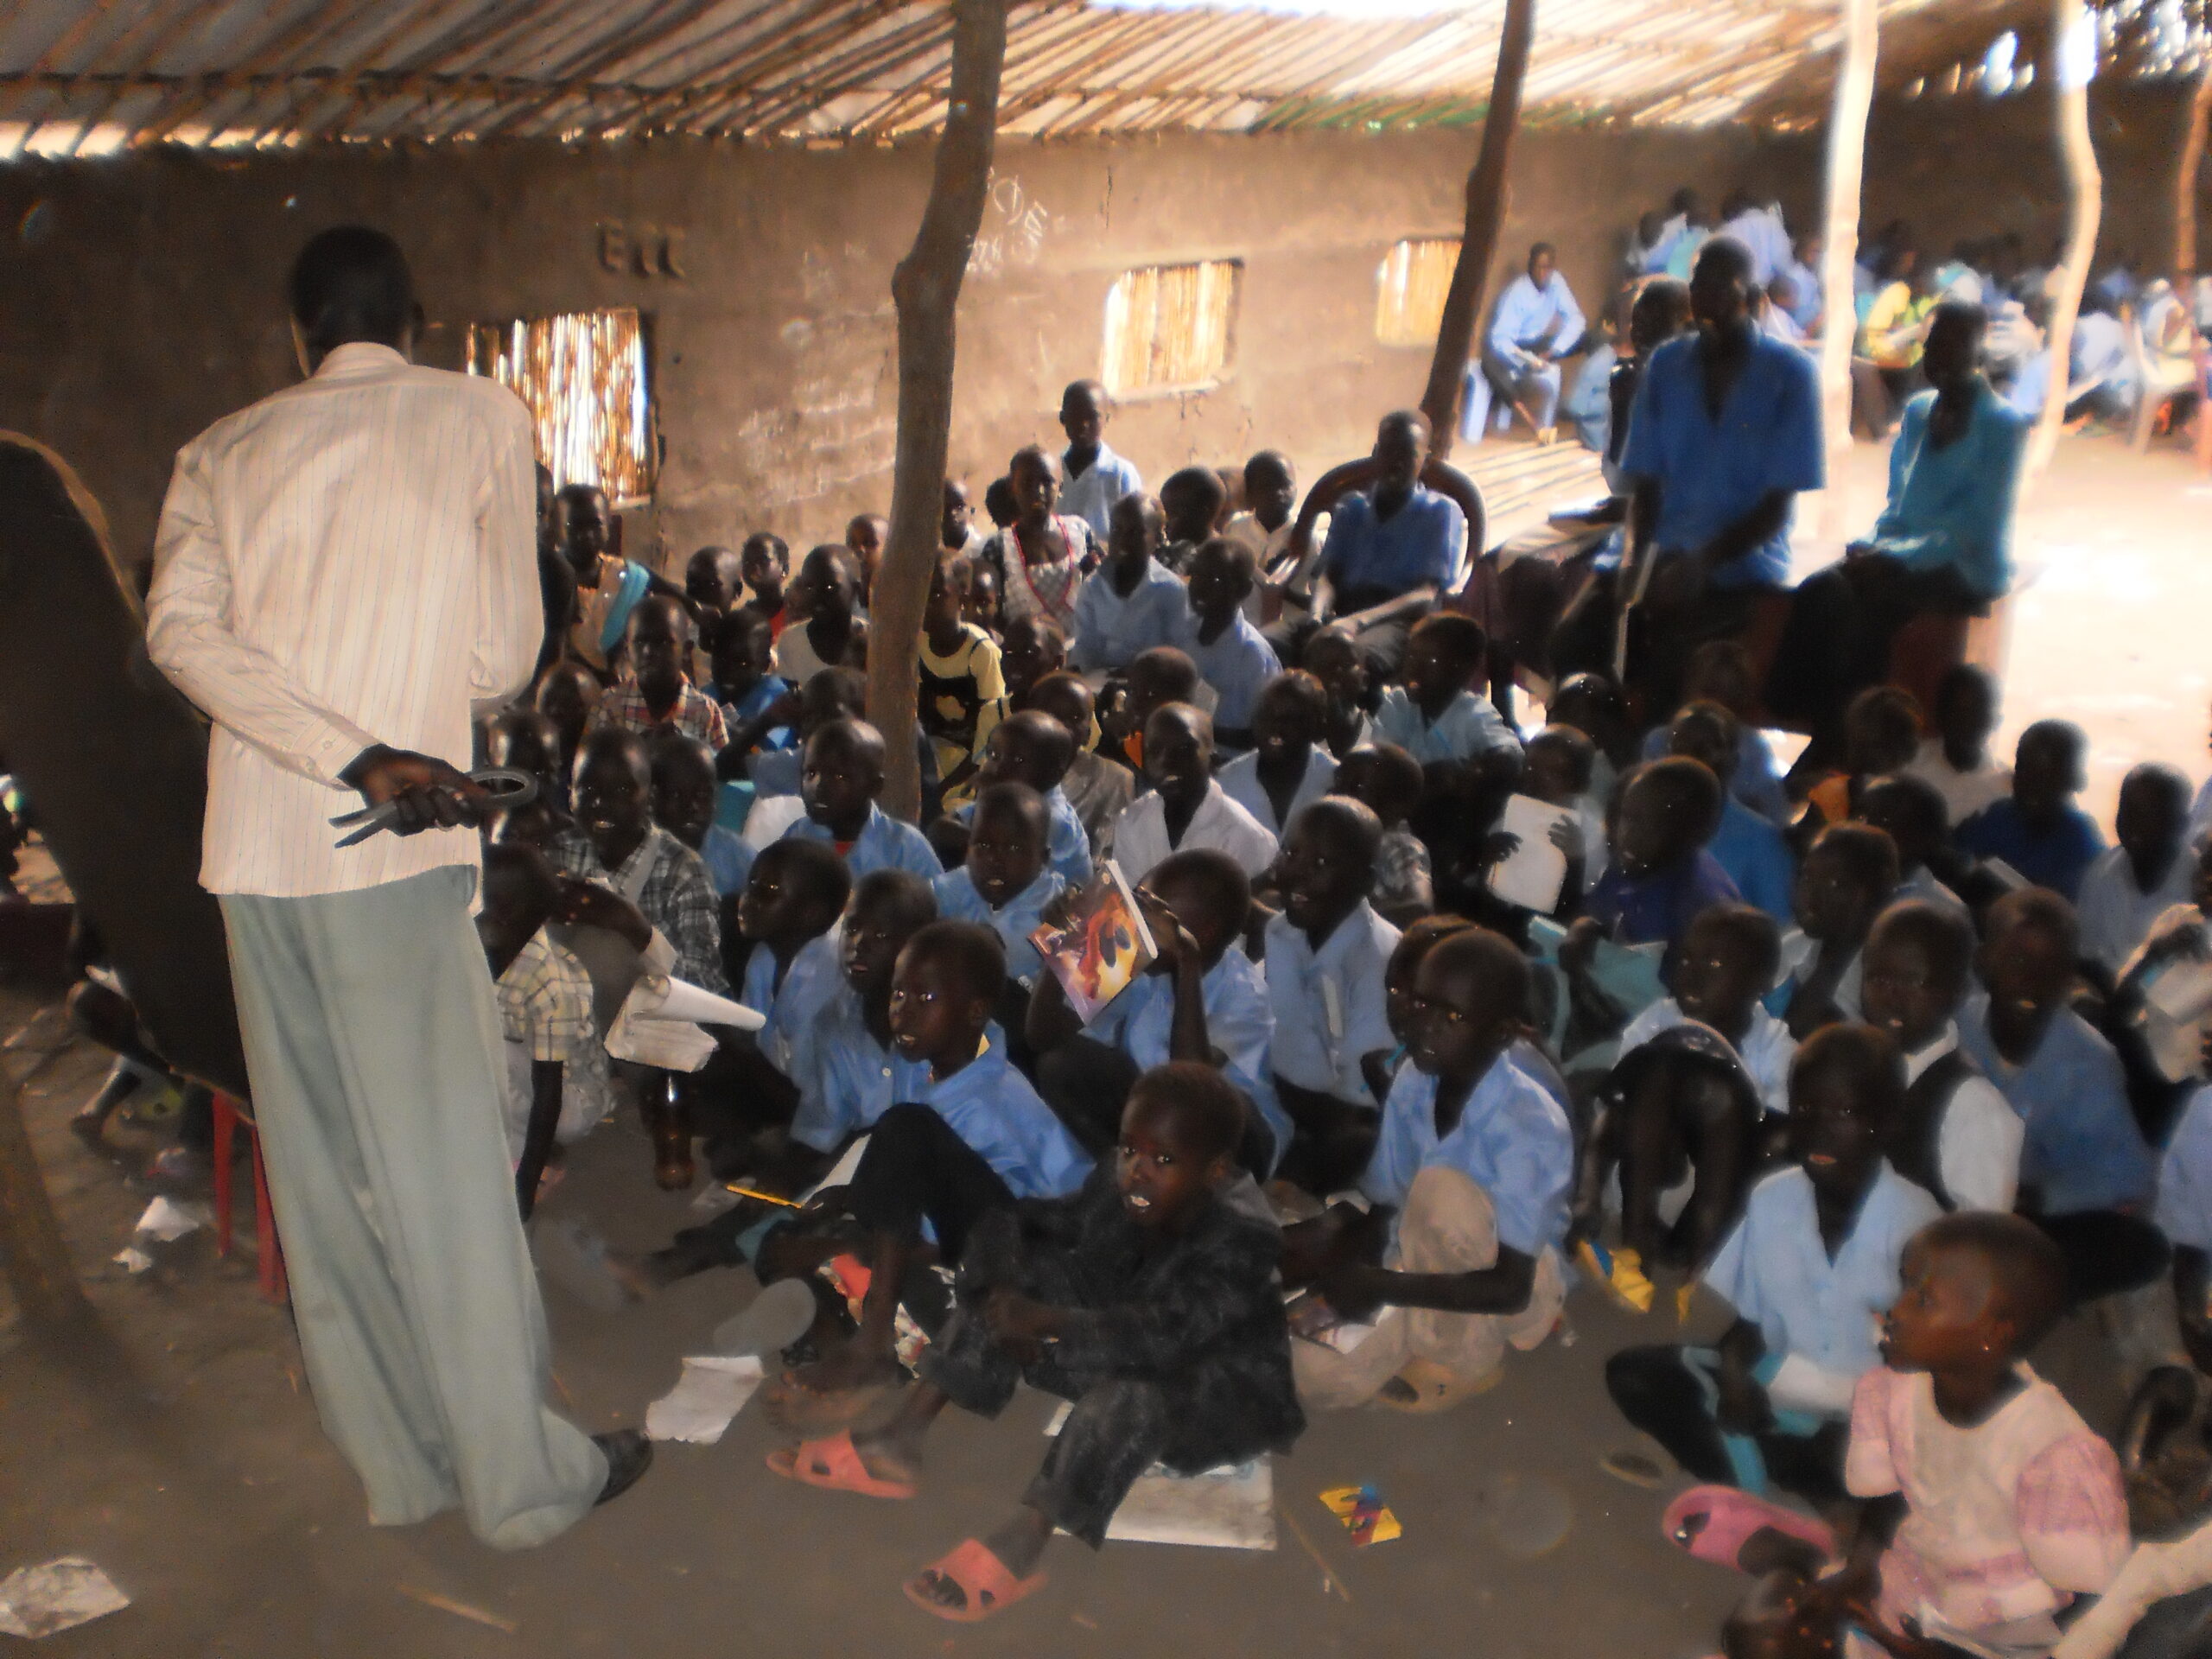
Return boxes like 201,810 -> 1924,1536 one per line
1555,236 -> 1824,717
1478,243 -> 1586,440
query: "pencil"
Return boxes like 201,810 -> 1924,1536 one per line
723,1184 -> 804,1208
1279,1504 -> 1352,1603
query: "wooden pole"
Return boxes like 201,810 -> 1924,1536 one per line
2027,0 -> 2102,476
1816,0 -> 1878,538
867,0 -> 1007,822
1418,0 -> 1536,461
2174,61 -> 2210,288
0,1054 -> 92,1329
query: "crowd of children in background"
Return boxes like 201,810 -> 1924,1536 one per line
365,301 -> 2212,1644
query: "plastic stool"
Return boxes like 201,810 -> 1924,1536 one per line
211,1092 -> 287,1304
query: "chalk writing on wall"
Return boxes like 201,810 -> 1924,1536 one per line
597,223 -> 688,278
735,304 -> 898,505
967,175 -> 1058,280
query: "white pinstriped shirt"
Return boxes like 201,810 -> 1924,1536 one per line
146,343 -> 540,898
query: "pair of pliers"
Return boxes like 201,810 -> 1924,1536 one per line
330,768 -> 538,848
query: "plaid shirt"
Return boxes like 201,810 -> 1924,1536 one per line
585,681 -> 729,752
496,928 -> 613,1115
550,826 -> 729,995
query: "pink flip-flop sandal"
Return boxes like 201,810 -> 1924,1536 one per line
1661,1484 -> 1835,1573
766,1429 -> 916,1500
904,1538 -> 1048,1623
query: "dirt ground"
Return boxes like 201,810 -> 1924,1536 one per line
0,427 -> 2201,1657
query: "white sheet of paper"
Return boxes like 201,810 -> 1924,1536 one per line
1041,1405 -> 1275,1550
629,976 -> 766,1033
1765,1351 -> 1859,1417
645,1356 -> 766,1444
0,1559 -> 130,1638
1487,794 -> 1573,913
133,1195 -> 210,1243
741,793 -> 810,850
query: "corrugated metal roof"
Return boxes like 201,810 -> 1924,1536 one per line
0,0 -> 2194,157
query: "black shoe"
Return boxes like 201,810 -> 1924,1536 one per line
593,1430 -> 652,1507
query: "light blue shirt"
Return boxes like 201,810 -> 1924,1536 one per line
791,982 -> 899,1153
950,786 -> 1091,890
1177,609 -> 1281,732
1620,330 -> 1825,590
1707,795 -> 1796,925
1363,1055 -> 1574,1256
890,1040 -> 1092,1199
701,823 -> 754,898
738,931 -> 843,1081
1704,1163 -> 1942,1387
1264,903 -> 1401,1104
1959,995 -> 2154,1215
1721,211 -> 1785,286
1319,486 -> 1466,598
1780,257 -> 1824,332
781,801 -> 942,881
1089,948 -> 1291,1168
2071,313 -> 2134,397
1488,271 -> 1586,365
1215,746 -> 1337,838
1373,685 -> 1516,766
1071,559 -> 1186,672
2157,1085 -> 2212,1253
1057,442 -> 1143,543
1565,344 -> 1618,454
1865,384 -> 2027,601
931,865 -> 1065,986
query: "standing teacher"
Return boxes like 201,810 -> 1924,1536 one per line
146,227 -> 648,1546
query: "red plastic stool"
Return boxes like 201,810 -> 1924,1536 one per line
211,1092 -> 287,1304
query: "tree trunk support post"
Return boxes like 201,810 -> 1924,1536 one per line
1816,0 -> 1878,539
2027,0 -> 2103,477
0,1055 -> 92,1329
868,0 -> 1008,823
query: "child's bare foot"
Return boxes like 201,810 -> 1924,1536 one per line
910,1508 -> 1051,1614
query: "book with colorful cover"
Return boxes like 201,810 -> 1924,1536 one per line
1319,1484 -> 1402,1547
1028,859 -> 1158,1025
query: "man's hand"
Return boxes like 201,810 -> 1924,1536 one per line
340,745 -> 486,835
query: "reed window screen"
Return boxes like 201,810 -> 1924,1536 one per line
1101,261 -> 1241,395
465,307 -> 657,504
1375,238 -> 1461,347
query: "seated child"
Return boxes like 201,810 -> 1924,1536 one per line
932,782 -> 1065,1007
480,842 -> 612,1218
932,709 -> 1091,888
483,705 -> 575,856
1070,493 -> 1184,672
1000,615 -> 1067,710
1216,670 -> 1337,839
1159,464 -> 1228,573
2157,1078 -> 2212,1386
740,665 -> 865,794
1381,914 -> 1471,1087
1223,449 -> 1306,620
1330,744 -> 1435,926
1029,849 -> 1282,1172
1904,662 -> 2011,826
1102,644 -> 1201,774
1525,721 -> 1607,882
769,1065 -> 1300,1625
1859,899 -> 2022,1215
1607,1025 -> 1942,1502
533,659 -> 601,781
1572,757 -> 1741,962
1585,905 -> 1790,1274
1858,772 -> 1970,919
1026,674 -> 1129,861
734,837 -> 850,1098
769,921 -> 1092,1405
1780,823 -> 1900,1039
1639,640 -> 1791,824
1548,671 -> 1637,817
1840,1212 -> 2128,1656
1264,798 -> 1401,1193
740,531 -> 791,634
1798,685 -> 1922,842
709,608 -> 794,760
957,558 -> 1001,635
917,551 -> 1008,805
1287,928 -> 1573,1411
587,594 -> 729,751
782,717 -> 943,880
774,544 -> 868,683
1109,703 -> 1278,883
1960,888 -> 2164,1302
1669,700 -> 1796,925
1372,612 -> 1519,781
2079,762 -> 2195,981
845,512 -> 888,603
652,733 -> 752,898
1175,537 -> 1281,749
684,543 -> 745,666
1956,720 -> 2107,903
1301,626 -> 1376,760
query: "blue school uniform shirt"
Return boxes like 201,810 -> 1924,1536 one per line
950,787 -> 1091,890
1705,1163 -> 1940,1389
1586,851 -> 1743,954
791,982 -> 899,1153
2157,1085 -> 2212,1253
1618,330 -> 1825,591
1058,442 -> 1144,543
1362,1054 -> 1575,1257
781,801 -> 943,882
1639,723 -> 1791,825
1215,747 -> 1337,839
890,1039 -> 1091,1199
1088,948 -> 1291,1168
1781,257 -> 1824,332
1706,797 -> 1796,925
1070,560 -> 1185,671
1264,902 -> 1401,1105
1373,685 -> 1517,766
1958,995 -> 2153,1216
1177,610 -> 1281,732
1318,486 -> 1466,598
931,865 -> 1065,986
1953,798 -> 2106,903
739,931 -> 842,1081
716,674 -> 795,752
1865,384 -> 2028,601
1488,271 -> 1586,365
700,823 -> 755,898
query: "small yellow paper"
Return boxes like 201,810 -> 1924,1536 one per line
1319,1484 -> 1402,1547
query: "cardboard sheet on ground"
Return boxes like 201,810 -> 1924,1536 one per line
0,1558 -> 129,1637
1044,1402 -> 1276,1550
645,1357 -> 766,1444
1487,794 -> 1574,913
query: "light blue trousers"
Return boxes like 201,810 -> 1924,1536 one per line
221,865 -> 606,1548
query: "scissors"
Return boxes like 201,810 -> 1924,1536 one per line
330,767 -> 537,848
